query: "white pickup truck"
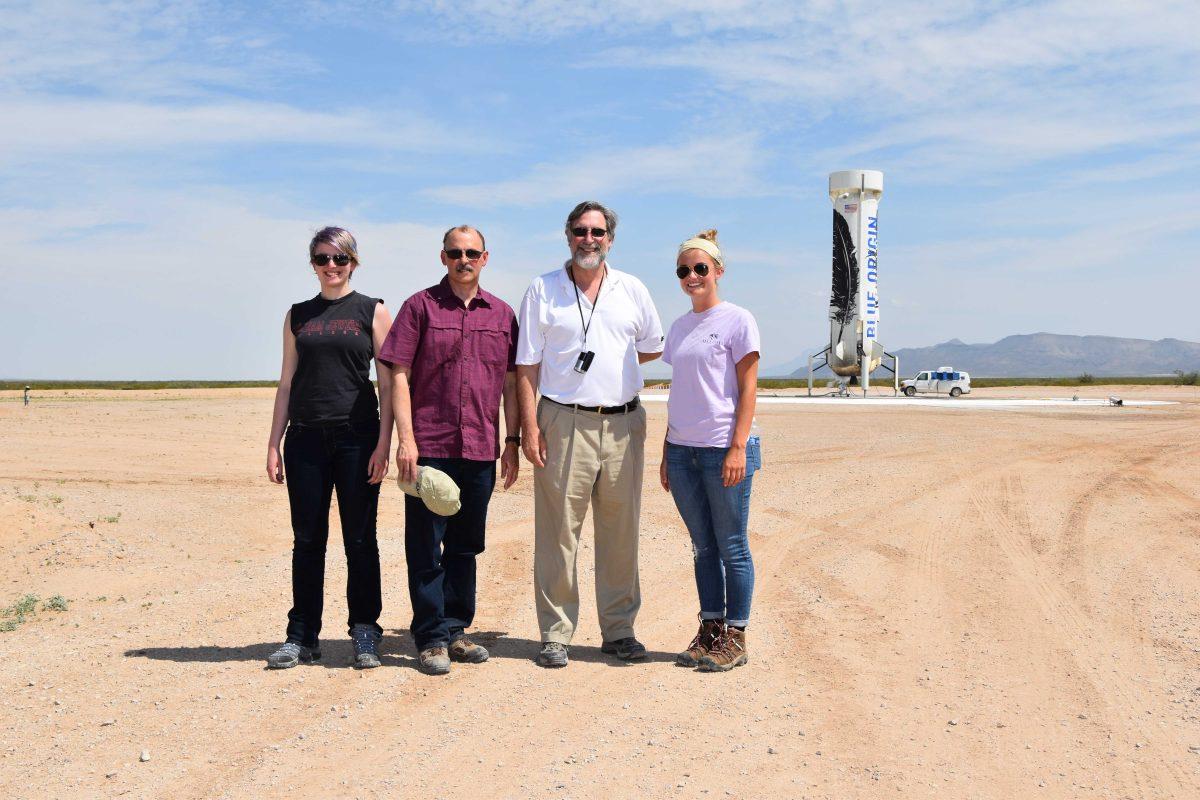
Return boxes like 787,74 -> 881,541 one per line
902,367 -> 971,397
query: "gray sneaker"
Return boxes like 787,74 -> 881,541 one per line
267,641 -> 320,669
418,645 -> 451,675
350,625 -> 381,669
536,641 -> 569,668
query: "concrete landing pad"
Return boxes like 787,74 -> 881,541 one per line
640,394 -> 1175,409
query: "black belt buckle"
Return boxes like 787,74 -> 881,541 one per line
600,397 -> 639,415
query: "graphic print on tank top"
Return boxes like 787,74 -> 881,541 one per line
296,318 -> 366,337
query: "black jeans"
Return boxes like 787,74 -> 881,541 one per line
405,457 -> 496,650
283,421 -> 382,647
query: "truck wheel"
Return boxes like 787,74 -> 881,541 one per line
904,386 -> 916,397
949,387 -> 962,397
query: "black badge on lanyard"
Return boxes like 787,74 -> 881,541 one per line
570,266 -> 603,374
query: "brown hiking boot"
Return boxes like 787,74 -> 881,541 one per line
448,637 -> 489,663
698,625 -> 747,672
676,616 -> 723,667
417,645 -> 450,675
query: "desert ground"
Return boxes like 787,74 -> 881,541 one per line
1,385 -> 1199,799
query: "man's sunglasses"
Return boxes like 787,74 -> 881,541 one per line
570,226 -> 608,239
676,263 -> 711,279
312,253 -> 352,267
444,248 -> 484,261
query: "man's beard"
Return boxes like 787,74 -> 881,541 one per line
571,246 -> 606,271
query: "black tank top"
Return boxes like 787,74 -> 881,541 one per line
288,291 -> 382,426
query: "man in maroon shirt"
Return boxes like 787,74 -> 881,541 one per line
381,225 -> 521,675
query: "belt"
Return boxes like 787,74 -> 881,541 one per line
545,396 -> 640,415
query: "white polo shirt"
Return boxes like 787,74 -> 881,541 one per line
516,263 -> 664,406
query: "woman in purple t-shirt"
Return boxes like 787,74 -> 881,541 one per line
659,229 -> 762,672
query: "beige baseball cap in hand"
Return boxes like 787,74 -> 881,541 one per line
397,466 -> 461,516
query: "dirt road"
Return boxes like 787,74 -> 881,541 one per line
2,387 -> 1198,798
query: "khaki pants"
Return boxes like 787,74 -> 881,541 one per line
534,398 -> 647,644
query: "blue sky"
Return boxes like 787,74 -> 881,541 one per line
4,0 -> 1198,379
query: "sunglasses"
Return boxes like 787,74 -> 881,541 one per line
676,263 -> 711,279
570,226 -> 608,239
444,248 -> 484,261
312,253 -> 352,267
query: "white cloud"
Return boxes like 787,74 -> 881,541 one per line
0,3 -> 490,162
0,183 -> 457,379
386,0 -> 800,39
890,208 -> 1200,277
423,134 -> 769,206
0,2 -> 297,99
0,98 -> 475,162
358,1 -> 1200,188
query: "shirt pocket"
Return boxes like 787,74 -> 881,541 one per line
471,322 -> 510,366
426,320 -> 463,364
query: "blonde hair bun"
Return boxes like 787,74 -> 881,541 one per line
697,229 -> 719,243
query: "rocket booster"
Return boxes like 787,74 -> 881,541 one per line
827,169 -> 884,380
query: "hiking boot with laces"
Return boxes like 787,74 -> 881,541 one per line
676,616 -> 724,667
448,637 -> 489,663
418,644 -> 451,675
601,636 -> 647,661
267,641 -> 320,669
350,624 -> 381,669
698,625 -> 747,672
536,641 -> 569,668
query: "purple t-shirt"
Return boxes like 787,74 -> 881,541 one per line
379,277 -> 517,461
662,302 -> 760,448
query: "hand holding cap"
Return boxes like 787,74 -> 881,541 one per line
397,465 -> 461,516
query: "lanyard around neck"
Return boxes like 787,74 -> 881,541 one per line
570,266 -> 605,347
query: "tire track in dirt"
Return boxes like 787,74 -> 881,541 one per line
972,475 -> 1198,799
1057,431 -> 1200,572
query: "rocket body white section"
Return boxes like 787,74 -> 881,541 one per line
827,169 -> 884,378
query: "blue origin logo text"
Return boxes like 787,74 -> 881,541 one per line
864,215 -> 879,338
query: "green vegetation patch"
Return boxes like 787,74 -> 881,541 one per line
0,593 -> 69,632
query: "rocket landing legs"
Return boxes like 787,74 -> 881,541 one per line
807,347 -> 900,397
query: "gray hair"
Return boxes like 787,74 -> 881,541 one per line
442,225 -> 486,251
565,201 -> 618,240
309,226 -> 359,263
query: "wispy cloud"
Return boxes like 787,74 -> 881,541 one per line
0,1 -> 300,98
423,134 -> 769,207
393,1 -> 1200,179
591,1 -> 1200,176
0,98 -> 475,162
0,3 -> 492,163
381,0 -> 800,39
0,181 -> 455,378
890,208 -> 1200,277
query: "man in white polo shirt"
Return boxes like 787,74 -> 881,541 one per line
516,200 -> 664,668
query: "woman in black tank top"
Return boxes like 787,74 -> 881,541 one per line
264,227 -> 394,669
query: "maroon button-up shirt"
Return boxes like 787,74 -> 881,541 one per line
380,277 -> 517,461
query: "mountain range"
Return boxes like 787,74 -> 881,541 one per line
762,333 -> 1200,378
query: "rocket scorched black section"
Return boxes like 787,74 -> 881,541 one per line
830,209 -> 858,324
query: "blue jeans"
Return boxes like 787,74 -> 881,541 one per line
283,421 -> 383,648
665,435 -> 762,627
404,457 -> 496,650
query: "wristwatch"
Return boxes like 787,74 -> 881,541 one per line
504,435 -> 521,446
